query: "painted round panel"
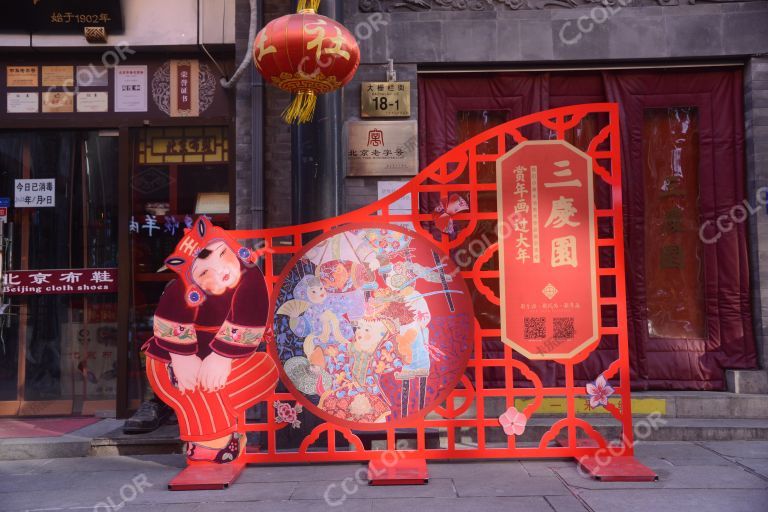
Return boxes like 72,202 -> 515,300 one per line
269,223 -> 474,429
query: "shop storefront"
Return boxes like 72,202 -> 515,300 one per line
416,67 -> 757,390
0,53 -> 234,417
332,1 -> 768,393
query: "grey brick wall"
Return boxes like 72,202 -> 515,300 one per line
234,0 -> 293,229
745,57 -> 768,369
339,2 -> 768,216
263,0 -> 294,228
234,0 -> 252,230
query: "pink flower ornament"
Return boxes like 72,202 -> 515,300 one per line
499,406 -> 527,436
586,374 -> 615,409
274,400 -> 303,429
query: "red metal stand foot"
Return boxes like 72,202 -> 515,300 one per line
368,458 -> 429,485
577,455 -> 658,482
168,461 -> 247,490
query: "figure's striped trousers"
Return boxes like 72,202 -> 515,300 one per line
147,352 -> 278,442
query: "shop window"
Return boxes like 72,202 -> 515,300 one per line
0,131 -> 118,412
642,107 -> 706,339
128,127 -> 230,406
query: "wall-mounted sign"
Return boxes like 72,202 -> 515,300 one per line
42,91 -> 74,113
0,1 -> 124,34
15,179 -> 55,208
170,60 -> 200,117
137,127 -> 228,165
7,92 -> 39,113
76,65 -> 108,87
497,140 -> 598,360
7,66 -> 38,88
346,120 -> 418,177
377,180 -> 413,230
361,81 -> 411,118
76,91 -> 108,112
42,66 -> 74,88
2,268 -> 117,295
114,65 -> 147,113
0,197 -> 9,223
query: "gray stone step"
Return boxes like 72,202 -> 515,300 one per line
464,392 -> 768,420
89,424 -> 183,457
471,417 -> 768,445
0,419 -> 123,461
634,391 -> 768,419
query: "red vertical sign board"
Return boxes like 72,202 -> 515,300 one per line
497,140 -> 598,360
177,64 -> 191,111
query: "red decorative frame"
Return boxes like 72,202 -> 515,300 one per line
229,103 -> 636,465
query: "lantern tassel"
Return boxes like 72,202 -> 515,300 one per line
282,91 -> 317,124
297,0 -> 321,12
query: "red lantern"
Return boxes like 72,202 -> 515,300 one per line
252,0 -> 360,124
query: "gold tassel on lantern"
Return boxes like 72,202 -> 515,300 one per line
282,90 -> 317,124
297,0 -> 321,12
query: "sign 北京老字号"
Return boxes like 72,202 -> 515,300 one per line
346,120 -> 418,177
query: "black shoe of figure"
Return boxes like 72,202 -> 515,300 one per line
123,400 -> 172,434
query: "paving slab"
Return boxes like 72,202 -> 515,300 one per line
2,480 -> 298,510
733,457 -> 768,479
450,463 -> 570,497
574,489 -> 768,512
291,477 -> 457,500
425,460 -> 529,479
0,454 -> 186,476
371,496 -> 554,512
702,441 -> 768,459
554,464 -> 768,490
237,462 -> 370,484
544,494 -> 590,512
520,459 -> 571,477
633,441 -> 733,466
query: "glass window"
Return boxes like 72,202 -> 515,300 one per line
0,131 -> 119,409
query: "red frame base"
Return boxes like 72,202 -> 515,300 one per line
577,455 -> 658,482
168,461 -> 247,491
368,458 -> 429,486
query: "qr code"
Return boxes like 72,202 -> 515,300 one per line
524,317 -> 546,339
553,317 -> 575,340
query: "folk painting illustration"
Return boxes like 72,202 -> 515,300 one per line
271,224 -> 474,428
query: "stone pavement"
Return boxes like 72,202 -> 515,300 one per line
0,441 -> 766,512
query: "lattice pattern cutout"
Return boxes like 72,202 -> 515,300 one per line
230,103 -> 633,463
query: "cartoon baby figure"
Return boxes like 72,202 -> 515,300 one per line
142,217 -> 278,464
